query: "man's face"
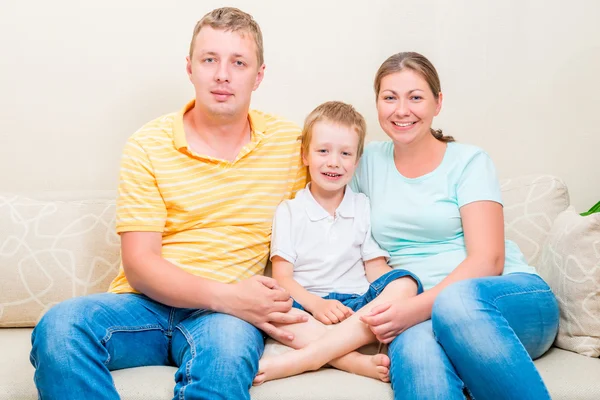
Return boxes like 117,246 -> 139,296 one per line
186,27 -> 264,119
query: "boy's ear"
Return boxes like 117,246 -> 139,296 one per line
301,149 -> 309,166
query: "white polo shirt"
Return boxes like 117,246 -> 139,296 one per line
270,185 -> 389,296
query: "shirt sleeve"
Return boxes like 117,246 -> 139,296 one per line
456,151 -> 503,208
270,202 -> 297,264
116,138 -> 167,233
360,198 -> 390,261
290,162 -> 308,198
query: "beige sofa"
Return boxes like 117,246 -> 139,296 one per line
1,174 -> 599,399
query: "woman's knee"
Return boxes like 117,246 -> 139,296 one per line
388,321 -> 463,398
431,280 -> 485,336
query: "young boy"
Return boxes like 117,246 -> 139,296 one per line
254,101 -> 423,384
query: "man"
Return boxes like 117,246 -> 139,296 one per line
30,7 -> 307,400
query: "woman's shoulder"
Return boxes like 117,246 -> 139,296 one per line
448,142 -> 493,165
363,140 -> 393,157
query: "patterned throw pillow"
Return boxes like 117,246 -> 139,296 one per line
0,193 -> 120,327
538,206 -> 600,357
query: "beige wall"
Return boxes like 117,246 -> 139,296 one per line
1,0 -> 598,211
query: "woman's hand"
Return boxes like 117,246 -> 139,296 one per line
360,299 -> 421,343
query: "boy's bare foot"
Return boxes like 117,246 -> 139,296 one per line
253,354 -> 309,385
253,352 -> 390,385
338,352 -> 390,382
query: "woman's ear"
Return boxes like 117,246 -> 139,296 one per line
435,92 -> 443,116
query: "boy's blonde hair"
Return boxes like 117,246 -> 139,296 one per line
301,101 -> 367,159
189,7 -> 264,66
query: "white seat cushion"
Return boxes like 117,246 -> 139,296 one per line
2,329 -> 599,400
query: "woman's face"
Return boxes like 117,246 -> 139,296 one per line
376,69 -> 442,146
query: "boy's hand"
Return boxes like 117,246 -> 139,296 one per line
310,299 -> 353,325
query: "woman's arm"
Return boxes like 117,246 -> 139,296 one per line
361,200 -> 505,341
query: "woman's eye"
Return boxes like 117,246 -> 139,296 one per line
411,96 -> 422,101
383,96 -> 395,101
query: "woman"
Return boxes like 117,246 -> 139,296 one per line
354,52 -> 559,399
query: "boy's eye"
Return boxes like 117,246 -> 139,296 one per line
317,149 -> 328,153
342,152 -> 352,157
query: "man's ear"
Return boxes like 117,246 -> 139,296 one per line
253,64 -> 266,91
186,56 -> 193,80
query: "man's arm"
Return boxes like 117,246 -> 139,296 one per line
121,232 -> 306,341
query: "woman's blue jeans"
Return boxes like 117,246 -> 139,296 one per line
388,273 -> 559,400
30,293 -> 264,400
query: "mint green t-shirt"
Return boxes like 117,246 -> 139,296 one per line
350,141 -> 536,290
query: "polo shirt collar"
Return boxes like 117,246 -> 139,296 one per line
303,184 -> 356,221
172,100 -> 266,151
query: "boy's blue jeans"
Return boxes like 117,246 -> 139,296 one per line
292,269 -> 423,312
30,293 -> 264,400
388,273 -> 559,400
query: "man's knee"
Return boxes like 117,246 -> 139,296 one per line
184,313 -> 264,362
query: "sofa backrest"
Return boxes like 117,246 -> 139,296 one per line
501,175 -> 570,267
0,174 -> 570,328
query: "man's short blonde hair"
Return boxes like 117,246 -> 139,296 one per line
301,101 -> 367,159
189,7 -> 264,66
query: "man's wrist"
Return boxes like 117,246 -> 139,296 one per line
205,280 -> 234,314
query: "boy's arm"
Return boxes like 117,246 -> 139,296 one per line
272,256 -> 353,324
364,256 -> 392,283
271,256 -> 323,312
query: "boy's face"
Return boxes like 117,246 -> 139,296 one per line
302,121 -> 360,194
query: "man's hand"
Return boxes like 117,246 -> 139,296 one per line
221,275 -> 307,343
308,298 -> 353,325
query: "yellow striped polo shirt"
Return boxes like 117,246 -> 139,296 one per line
108,100 -> 307,294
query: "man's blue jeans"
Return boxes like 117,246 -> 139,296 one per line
388,273 -> 559,400
30,293 -> 264,400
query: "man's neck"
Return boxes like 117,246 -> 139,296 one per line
183,104 -> 251,161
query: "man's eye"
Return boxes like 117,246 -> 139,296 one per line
235,60 -> 245,66
204,58 -> 215,63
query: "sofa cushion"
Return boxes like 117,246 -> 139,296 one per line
500,174 -> 570,269
2,328 -> 599,400
0,192 -> 120,327
538,206 -> 600,357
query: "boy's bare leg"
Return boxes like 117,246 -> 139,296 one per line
255,277 -> 417,383
267,309 -> 391,382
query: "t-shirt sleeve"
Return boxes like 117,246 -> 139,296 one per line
116,138 -> 167,233
270,202 -> 297,264
360,198 -> 390,261
290,162 -> 308,198
456,151 -> 503,208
